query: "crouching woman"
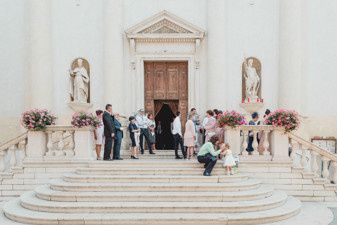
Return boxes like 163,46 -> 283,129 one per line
197,135 -> 223,176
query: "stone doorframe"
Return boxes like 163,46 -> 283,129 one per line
125,10 -> 205,113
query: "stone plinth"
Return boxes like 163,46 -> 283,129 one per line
271,129 -> 291,162
224,128 -> 241,156
240,102 -> 264,114
73,127 -> 95,161
26,131 -> 47,159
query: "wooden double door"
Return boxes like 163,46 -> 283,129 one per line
144,61 -> 188,129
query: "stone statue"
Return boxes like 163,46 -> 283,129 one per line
69,58 -> 90,103
242,57 -> 261,101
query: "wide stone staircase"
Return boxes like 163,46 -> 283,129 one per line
2,159 -> 301,225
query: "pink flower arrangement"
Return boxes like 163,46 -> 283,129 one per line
218,110 -> 247,128
21,109 -> 56,131
71,112 -> 100,128
264,109 -> 300,132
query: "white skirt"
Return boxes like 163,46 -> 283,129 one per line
95,126 -> 104,145
223,154 -> 236,167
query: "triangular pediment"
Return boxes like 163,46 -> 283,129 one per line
126,10 -> 205,40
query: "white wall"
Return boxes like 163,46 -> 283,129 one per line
0,0 -> 27,142
51,0 -> 105,123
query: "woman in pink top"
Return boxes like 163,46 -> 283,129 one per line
184,114 -> 196,159
204,110 -> 216,142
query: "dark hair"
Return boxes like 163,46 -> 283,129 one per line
95,110 -> 103,116
213,109 -> 219,115
265,109 -> 271,115
206,110 -> 214,116
105,104 -> 112,110
209,136 -> 219,145
190,108 -> 196,111
176,111 -> 181,117
252,112 -> 259,119
218,110 -> 223,114
129,116 -> 135,121
147,113 -> 153,119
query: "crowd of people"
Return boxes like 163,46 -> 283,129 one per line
93,103 -> 270,177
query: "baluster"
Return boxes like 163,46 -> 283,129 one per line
290,139 -> 300,168
8,144 -> 17,170
242,130 -> 248,156
331,162 -> 337,184
310,150 -> 319,177
299,144 -> 306,168
252,130 -> 258,155
0,150 -> 6,172
262,130 -> 270,155
322,157 -> 331,180
67,130 -> 75,156
46,130 -> 54,156
57,131 -> 65,156
17,140 -> 27,167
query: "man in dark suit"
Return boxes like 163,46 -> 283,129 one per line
113,116 -> 123,160
246,112 -> 259,154
103,104 -> 115,160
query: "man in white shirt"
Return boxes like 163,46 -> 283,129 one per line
172,111 -> 186,159
135,109 -> 154,154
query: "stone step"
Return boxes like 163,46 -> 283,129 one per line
3,197 -> 301,225
49,179 -> 261,192
20,191 -> 288,213
62,173 -> 249,183
75,167 -> 231,176
35,184 -> 274,202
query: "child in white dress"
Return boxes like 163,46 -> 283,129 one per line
221,143 -> 236,175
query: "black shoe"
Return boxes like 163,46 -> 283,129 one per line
115,158 -> 123,160
131,156 -> 139,159
141,151 -> 144,155
149,152 -> 155,155
203,172 -> 211,176
103,158 -> 113,161
175,156 -> 182,159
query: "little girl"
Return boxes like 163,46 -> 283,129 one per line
221,143 -> 236,175
128,116 -> 140,159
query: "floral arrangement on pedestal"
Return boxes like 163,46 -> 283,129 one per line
21,109 -> 57,131
264,109 -> 300,132
71,112 -> 100,128
218,110 -> 247,128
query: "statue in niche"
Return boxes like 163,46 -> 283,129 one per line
242,57 -> 261,101
69,58 -> 90,103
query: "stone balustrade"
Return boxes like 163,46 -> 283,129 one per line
24,126 -> 95,161
289,133 -> 337,184
224,125 -> 290,161
0,133 -> 28,173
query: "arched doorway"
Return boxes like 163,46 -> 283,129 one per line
154,101 -> 178,149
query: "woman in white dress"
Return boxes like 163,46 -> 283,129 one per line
94,110 -> 104,160
184,114 -> 196,160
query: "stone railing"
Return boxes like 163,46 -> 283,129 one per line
224,125 -> 289,161
288,133 -> 337,184
25,126 -> 95,161
0,132 -> 28,173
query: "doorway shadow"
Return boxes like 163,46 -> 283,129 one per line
155,104 -> 175,150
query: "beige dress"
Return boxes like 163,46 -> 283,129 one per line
184,119 -> 196,147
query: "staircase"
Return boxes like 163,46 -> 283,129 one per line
2,159 -> 301,225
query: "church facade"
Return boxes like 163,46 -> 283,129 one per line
1,0 -> 337,141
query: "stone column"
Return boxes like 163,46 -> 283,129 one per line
207,0 -> 227,109
103,0 -> 125,113
27,0 -> 53,109
278,0 -> 304,110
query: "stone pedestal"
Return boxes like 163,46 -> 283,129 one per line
26,131 -> 47,159
73,128 -> 95,161
224,128 -> 241,156
67,102 -> 93,113
270,129 -> 290,161
240,102 -> 264,114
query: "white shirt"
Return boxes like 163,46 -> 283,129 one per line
172,116 -> 182,136
135,114 -> 149,129
202,117 -> 208,127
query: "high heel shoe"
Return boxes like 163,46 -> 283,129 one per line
131,156 -> 139,159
